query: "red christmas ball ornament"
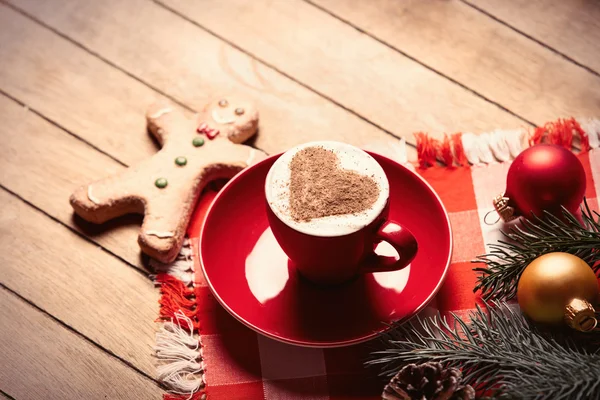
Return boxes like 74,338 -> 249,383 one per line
493,144 -> 586,221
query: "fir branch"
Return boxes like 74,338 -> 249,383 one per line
367,302 -> 600,400
474,199 -> 600,300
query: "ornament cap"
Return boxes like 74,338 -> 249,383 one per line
564,298 -> 597,332
492,193 -> 517,222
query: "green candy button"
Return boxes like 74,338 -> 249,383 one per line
175,156 -> 187,166
192,137 -> 205,147
155,178 -> 168,189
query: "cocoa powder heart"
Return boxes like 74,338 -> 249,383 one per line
289,147 -> 379,222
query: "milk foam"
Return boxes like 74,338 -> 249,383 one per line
265,141 -> 389,237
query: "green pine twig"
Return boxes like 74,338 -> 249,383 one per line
473,199 -> 600,300
367,302 -> 600,400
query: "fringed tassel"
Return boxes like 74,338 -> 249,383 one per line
414,117 -> 599,168
565,118 -> 589,151
153,239 -> 204,399
440,135 -> 454,168
155,311 -> 205,399
528,118 -> 589,151
577,125 -> 591,152
578,118 -> 600,149
396,131 -> 464,167
529,125 -> 545,146
155,274 -> 198,327
164,393 -> 206,400
415,132 -> 438,168
152,239 -> 197,327
452,133 -> 468,166
151,239 -> 195,285
461,133 -> 494,164
545,119 -> 573,148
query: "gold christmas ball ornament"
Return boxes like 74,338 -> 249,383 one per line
517,252 -> 599,332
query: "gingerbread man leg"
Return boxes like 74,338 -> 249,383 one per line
138,190 -> 197,264
137,160 -> 248,262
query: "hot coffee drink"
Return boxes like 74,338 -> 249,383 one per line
265,141 -> 416,285
265,141 -> 389,236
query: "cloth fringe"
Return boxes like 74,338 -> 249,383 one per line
150,241 -> 195,285
415,117 -> 599,168
152,239 -> 205,399
155,311 -> 205,399
154,274 -> 198,325
414,132 -> 439,168
150,238 -> 197,324
164,393 -> 207,400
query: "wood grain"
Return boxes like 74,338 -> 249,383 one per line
312,0 -> 600,123
0,188 -> 159,377
0,392 -> 12,399
0,4 -> 161,167
5,0 -> 415,160
0,288 -> 162,400
469,0 -> 600,74
0,0 -> 596,398
159,0 -> 524,138
0,93 -> 144,270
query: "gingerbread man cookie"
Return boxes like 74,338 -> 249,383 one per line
70,96 -> 266,263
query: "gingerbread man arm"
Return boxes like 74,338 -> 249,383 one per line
70,169 -> 149,224
147,102 -> 193,146
209,140 -> 268,168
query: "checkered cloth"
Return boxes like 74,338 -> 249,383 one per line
181,146 -> 600,399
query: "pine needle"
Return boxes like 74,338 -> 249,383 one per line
367,302 -> 600,400
473,199 -> 600,300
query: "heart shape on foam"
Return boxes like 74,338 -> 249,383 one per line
289,147 -> 379,221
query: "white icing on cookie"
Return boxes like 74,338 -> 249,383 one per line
149,107 -> 173,119
87,186 -> 100,205
211,110 -> 235,125
146,230 -> 175,238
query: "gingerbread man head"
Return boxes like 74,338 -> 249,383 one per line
198,95 -> 259,143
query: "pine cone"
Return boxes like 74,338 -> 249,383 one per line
382,362 -> 476,400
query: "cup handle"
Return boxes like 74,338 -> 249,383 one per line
361,221 -> 418,273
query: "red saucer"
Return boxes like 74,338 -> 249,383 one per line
200,152 -> 452,347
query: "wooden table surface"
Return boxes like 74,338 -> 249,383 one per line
0,0 -> 599,398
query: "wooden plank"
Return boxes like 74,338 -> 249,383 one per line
0,392 -> 12,399
0,0 -> 406,270
157,0 -> 524,138
3,1 -> 415,161
312,0 -> 600,123
0,4 -> 161,167
0,288 -> 162,400
0,188 -> 160,377
0,92 -> 142,270
469,0 -> 600,74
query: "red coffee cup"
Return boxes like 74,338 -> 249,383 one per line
265,141 -> 418,285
